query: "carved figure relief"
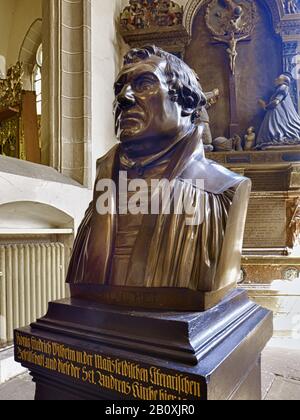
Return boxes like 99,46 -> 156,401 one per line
244,127 -> 256,150
257,73 -> 300,149
120,0 -> 184,31
205,0 -> 256,75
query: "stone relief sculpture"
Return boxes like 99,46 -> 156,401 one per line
120,0 -> 183,31
67,46 -> 251,310
213,134 -> 243,151
256,73 -> 300,149
288,197 -> 300,247
205,0 -> 256,75
244,127 -> 256,150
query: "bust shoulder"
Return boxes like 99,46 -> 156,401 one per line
180,157 -> 251,194
96,144 -> 119,166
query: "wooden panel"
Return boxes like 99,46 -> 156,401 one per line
21,91 -> 41,164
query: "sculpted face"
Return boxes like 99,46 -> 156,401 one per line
114,56 -> 191,153
275,75 -> 290,86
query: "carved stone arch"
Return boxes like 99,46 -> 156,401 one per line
183,0 -> 282,37
18,19 -> 42,91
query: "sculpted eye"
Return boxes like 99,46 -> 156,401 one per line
133,74 -> 158,92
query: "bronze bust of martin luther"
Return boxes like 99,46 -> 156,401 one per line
67,46 -> 251,311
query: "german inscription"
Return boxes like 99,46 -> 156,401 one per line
15,332 -> 202,400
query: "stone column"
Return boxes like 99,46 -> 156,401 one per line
42,0 -> 92,187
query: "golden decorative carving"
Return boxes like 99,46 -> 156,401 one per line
0,117 -> 18,158
0,62 -> 23,110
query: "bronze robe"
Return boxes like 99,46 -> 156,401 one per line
66,131 -> 251,293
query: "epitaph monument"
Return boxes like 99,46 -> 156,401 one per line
14,47 -> 272,400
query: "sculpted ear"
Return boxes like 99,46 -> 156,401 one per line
181,95 -> 197,117
181,92 -> 207,119
168,89 -> 179,103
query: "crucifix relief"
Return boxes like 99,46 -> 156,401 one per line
205,0 -> 257,137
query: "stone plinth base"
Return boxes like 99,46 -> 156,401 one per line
14,290 -> 273,400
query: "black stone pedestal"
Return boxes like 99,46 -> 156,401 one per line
14,289 -> 273,400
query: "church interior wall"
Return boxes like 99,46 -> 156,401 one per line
0,0 -> 17,67
91,0 -> 124,183
0,0 -> 42,72
6,0 -> 42,69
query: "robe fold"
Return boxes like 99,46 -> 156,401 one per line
66,129 -> 251,293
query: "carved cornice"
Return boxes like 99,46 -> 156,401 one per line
121,25 -> 190,54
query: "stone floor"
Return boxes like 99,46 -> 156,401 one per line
0,340 -> 299,400
0,372 -> 35,401
262,341 -> 300,400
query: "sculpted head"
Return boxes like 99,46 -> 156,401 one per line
114,46 -> 206,154
275,73 -> 292,87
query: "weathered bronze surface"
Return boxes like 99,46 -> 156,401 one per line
67,46 -> 251,310
14,46 -> 273,403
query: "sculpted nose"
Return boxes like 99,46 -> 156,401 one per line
117,85 -> 136,109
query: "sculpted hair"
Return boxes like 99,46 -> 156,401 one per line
123,45 -> 207,122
